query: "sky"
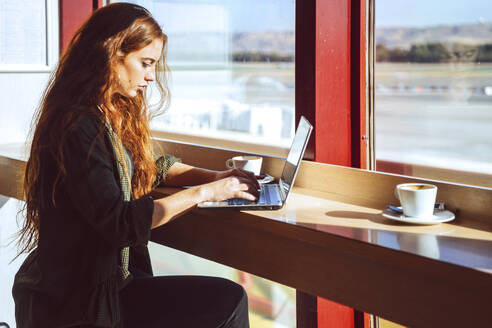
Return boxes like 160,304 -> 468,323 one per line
230,0 -> 492,30
375,0 -> 492,28
128,0 -> 295,32
128,0 -> 492,32
227,0 -> 295,32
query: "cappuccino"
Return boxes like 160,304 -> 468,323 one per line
395,183 -> 437,218
401,184 -> 434,191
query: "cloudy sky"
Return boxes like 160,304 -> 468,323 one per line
230,0 -> 492,30
126,0 -> 492,32
376,0 -> 492,27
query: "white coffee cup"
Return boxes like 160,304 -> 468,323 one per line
395,183 -> 437,218
226,156 -> 263,175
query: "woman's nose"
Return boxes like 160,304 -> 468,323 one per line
145,70 -> 155,82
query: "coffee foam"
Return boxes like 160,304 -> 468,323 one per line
401,185 -> 434,190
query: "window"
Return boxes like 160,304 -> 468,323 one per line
113,0 -> 296,153
374,0 -> 492,188
111,1 -> 297,327
0,0 -> 59,144
0,0 -> 58,72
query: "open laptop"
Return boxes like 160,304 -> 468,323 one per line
198,116 -> 313,210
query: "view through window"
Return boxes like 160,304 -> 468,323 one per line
112,1 -> 297,327
375,0 -> 492,187
119,0 -> 295,150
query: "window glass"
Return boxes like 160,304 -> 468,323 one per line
148,242 -> 296,328
0,0 -> 47,67
0,0 -> 58,144
116,0 -> 295,150
375,0 -> 492,187
112,2 -> 297,326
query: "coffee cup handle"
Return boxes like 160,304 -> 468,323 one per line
394,186 -> 400,201
226,159 -> 234,169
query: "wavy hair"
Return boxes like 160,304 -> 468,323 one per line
16,3 -> 169,257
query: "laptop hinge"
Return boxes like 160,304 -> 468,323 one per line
279,179 -> 288,201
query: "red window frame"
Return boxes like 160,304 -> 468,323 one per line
60,0 -> 104,53
296,0 -> 369,327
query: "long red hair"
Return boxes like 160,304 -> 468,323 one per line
17,3 -> 169,256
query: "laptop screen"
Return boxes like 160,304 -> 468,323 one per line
279,116 -> 313,199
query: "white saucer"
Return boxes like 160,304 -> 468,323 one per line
382,208 -> 455,225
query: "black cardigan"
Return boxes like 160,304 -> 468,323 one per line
12,114 -> 168,327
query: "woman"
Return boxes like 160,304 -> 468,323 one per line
12,3 -> 258,328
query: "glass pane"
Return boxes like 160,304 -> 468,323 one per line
374,0 -> 492,188
148,242 -> 296,328
0,0 -> 47,66
117,0 -> 296,149
111,2 -> 297,326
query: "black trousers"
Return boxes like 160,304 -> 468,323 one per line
118,275 -> 250,328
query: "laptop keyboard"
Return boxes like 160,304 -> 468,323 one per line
227,184 -> 281,206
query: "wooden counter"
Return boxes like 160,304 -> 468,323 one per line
2,140 -> 492,327
149,139 -> 492,328
151,185 -> 492,328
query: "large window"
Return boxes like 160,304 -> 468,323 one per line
374,0 -> 492,188
116,0 -> 296,152
112,1 -> 297,327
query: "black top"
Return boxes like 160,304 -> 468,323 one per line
12,114 -> 158,328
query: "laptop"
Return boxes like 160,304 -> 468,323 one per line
198,116 -> 313,210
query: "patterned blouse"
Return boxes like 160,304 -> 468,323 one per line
103,120 -> 181,285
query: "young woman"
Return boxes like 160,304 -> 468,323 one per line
12,3 -> 258,327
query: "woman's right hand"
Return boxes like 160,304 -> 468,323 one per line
151,168 -> 259,229
198,175 -> 259,202
152,173 -> 259,229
